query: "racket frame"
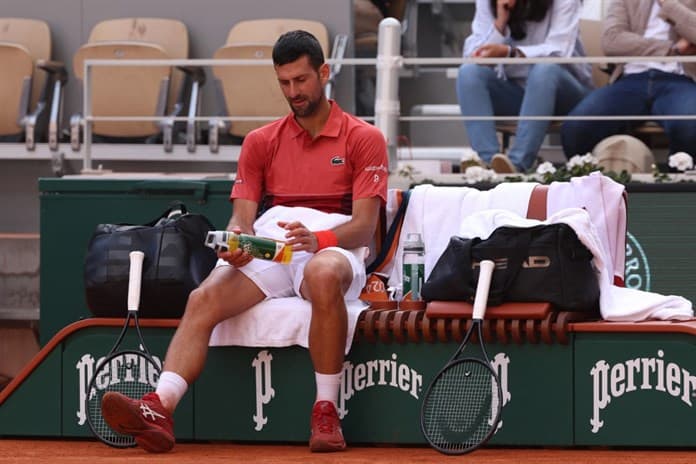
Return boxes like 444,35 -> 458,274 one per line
85,251 -> 162,448
420,260 -> 503,455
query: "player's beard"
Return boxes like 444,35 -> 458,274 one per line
288,93 -> 321,118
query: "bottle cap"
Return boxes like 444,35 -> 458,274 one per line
404,232 -> 424,250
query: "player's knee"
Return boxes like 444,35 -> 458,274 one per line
184,286 -> 219,322
303,255 -> 350,296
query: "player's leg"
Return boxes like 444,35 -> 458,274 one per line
298,248 -> 366,452
158,264 -> 268,402
102,262 -> 278,452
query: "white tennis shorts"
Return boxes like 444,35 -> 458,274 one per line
216,246 -> 365,300
216,206 -> 368,300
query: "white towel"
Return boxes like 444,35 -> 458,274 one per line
548,172 -> 627,284
387,182 -> 538,291
209,297 -> 369,353
457,208 -> 693,321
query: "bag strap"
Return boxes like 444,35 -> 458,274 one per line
148,201 -> 189,227
526,184 -> 548,220
366,188 -> 412,275
165,200 -> 188,218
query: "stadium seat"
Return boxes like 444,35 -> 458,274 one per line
209,18 -> 346,153
71,18 -> 205,152
0,18 -> 67,151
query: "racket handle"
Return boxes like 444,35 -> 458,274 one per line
128,251 -> 145,312
472,259 -> 495,321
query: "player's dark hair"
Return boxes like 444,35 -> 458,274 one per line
489,0 -> 554,40
272,29 -> 325,70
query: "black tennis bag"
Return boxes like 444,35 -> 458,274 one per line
84,202 -> 217,318
421,223 -> 600,313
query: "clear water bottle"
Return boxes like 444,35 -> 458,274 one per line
402,232 -> 425,301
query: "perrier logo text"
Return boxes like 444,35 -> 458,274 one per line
590,350 -> 695,433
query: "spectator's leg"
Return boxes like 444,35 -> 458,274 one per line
561,73 -> 650,159
508,63 -> 591,171
456,64 -> 523,164
650,73 -> 696,156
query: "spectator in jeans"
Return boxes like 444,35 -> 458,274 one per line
562,0 -> 696,159
457,0 -> 593,173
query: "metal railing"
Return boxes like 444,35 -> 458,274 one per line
72,17 -> 696,173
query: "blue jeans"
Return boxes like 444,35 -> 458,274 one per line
561,70 -> 696,157
456,63 -> 591,171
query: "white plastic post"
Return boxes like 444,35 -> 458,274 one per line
374,17 -> 402,174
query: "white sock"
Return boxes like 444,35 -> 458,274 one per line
315,372 -> 342,406
155,371 -> 188,412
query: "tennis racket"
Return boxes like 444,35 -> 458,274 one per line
420,259 -> 502,455
85,250 -> 162,448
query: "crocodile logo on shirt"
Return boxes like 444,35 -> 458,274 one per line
330,155 -> 345,166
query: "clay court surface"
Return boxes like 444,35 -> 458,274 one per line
0,439 -> 693,463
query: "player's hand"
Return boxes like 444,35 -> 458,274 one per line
218,226 -> 254,268
278,220 -> 318,252
473,43 -> 511,58
495,0 -> 515,33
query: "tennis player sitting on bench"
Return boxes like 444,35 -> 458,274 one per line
101,29 -> 388,453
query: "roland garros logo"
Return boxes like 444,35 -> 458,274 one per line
624,231 -> 651,291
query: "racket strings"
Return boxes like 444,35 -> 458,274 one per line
86,352 -> 161,447
422,360 -> 500,454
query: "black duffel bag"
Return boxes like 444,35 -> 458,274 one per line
84,202 -> 218,318
421,223 -> 600,313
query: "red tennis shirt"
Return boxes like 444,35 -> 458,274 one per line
231,101 -> 388,215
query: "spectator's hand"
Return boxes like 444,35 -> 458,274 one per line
278,220 -> 318,253
674,37 -> 696,56
495,0 -> 516,33
473,44 -> 511,58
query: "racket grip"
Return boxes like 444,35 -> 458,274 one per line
472,259 -> 495,320
128,251 -> 145,312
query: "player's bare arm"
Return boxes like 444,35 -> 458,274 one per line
220,198 -> 259,267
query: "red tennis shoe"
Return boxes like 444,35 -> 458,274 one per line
101,391 -> 175,453
309,400 -> 346,452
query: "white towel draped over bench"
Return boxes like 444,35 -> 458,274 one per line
386,182 -> 539,291
209,297 -> 369,353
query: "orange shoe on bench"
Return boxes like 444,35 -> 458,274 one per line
101,391 -> 175,453
309,401 -> 346,452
